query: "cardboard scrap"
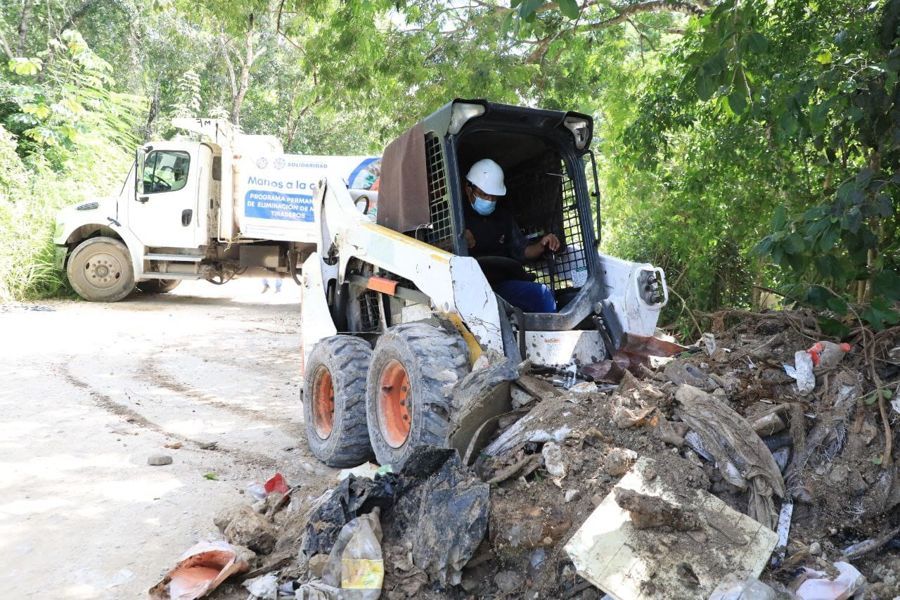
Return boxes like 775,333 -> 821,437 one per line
564,457 -> 778,600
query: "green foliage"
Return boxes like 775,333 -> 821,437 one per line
1,30 -> 142,166
0,26 -> 142,301
0,0 -> 894,334
611,0 -> 898,331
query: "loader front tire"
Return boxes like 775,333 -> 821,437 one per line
366,322 -> 469,469
66,237 -> 135,302
303,335 -> 374,467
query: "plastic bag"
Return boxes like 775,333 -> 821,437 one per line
784,350 -> 815,394
709,575 -> 776,600
297,508 -> 384,600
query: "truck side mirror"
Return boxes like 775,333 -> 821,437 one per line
135,148 -> 147,195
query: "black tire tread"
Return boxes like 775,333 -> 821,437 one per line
366,322 -> 469,468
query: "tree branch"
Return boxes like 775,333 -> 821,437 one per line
58,0 -> 101,35
219,32 -> 238,100
576,0 -> 705,33
627,17 -> 658,52
0,30 -> 13,59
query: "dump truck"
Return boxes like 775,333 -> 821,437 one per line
54,118 -> 380,301
299,99 -> 670,469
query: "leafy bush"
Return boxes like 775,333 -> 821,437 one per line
602,0 -> 898,332
0,30 -> 142,301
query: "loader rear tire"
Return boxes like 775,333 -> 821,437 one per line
303,335 -> 374,467
366,322 -> 469,469
137,279 -> 180,294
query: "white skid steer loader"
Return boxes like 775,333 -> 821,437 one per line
299,99 -> 671,468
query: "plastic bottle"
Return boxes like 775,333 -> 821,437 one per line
806,341 -> 851,368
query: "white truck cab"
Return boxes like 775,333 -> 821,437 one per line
54,119 -> 380,301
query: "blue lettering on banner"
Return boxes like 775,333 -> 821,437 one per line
244,189 -> 314,222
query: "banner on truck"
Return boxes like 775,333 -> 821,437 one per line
237,154 -> 381,242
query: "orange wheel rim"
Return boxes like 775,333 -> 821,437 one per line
312,367 -> 335,439
378,359 -> 411,448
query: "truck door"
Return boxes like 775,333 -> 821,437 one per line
130,144 -> 203,248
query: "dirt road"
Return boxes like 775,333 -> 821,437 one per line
0,280 -> 335,599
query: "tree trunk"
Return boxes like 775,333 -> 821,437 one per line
143,85 -> 160,142
230,29 -> 254,126
862,150 -> 882,303
16,0 -> 34,55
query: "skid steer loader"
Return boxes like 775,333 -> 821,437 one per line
299,99 -> 669,468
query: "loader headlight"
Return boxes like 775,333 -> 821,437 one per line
449,102 -> 486,135
563,115 -> 592,150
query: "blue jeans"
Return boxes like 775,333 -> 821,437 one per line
495,280 -> 556,313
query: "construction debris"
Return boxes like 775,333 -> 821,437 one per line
674,384 -> 786,529
565,457 -> 778,599
160,310 -> 899,599
215,505 -> 277,555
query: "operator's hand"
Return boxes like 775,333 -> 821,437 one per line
464,228 -> 476,249
540,233 -> 561,252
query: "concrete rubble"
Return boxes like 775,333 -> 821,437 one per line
152,310 -> 898,599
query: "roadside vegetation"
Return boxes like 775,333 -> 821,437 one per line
0,0 -> 896,334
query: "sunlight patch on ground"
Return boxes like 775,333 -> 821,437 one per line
172,278 -> 301,305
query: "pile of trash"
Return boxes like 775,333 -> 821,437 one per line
151,310 -> 899,599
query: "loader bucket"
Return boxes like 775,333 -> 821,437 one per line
446,334 -> 685,465
448,359 -> 522,465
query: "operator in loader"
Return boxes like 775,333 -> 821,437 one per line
463,158 -> 560,313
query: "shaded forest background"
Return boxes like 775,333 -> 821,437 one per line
0,0 -> 897,335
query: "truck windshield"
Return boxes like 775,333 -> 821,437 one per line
141,150 -> 190,194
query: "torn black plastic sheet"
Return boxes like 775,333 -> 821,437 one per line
299,447 -> 489,590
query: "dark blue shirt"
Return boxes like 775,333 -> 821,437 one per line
463,202 -> 528,263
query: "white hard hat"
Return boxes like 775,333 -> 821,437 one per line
466,159 -> 506,196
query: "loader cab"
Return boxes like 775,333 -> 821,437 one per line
416,100 -> 600,328
454,129 -> 594,307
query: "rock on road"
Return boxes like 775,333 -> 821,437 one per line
0,280 -> 335,598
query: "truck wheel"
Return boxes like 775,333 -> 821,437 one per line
66,237 -> 135,302
303,335 -> 374,467
137,279 -> 181,294
366,322 -> 469,469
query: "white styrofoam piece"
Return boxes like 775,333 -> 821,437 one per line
564,457 -> 779,600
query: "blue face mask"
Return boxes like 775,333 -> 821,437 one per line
472,195 -> 496,216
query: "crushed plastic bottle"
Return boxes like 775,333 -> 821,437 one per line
806,341 -> 851,369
